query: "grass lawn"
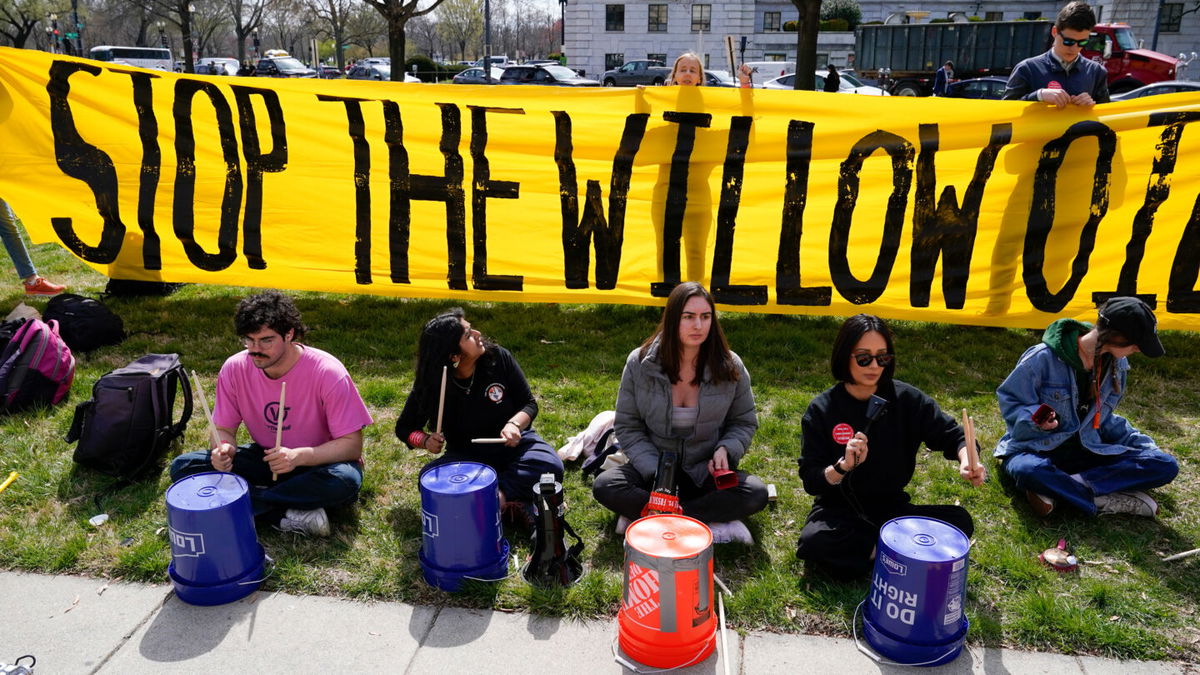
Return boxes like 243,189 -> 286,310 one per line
1,242 -> 1198,662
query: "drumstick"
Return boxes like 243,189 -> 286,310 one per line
718,591 -> 730,675
436,365 -> 447,435
191,370 -> 221,451
1163,547 -> 1200,562
471,438 -> 507,444
962,409 -> 981,472
273,381 -> 286,481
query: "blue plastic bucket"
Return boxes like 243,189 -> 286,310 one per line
166,472 -> 265,606
863,516 -> 970,667
418,461 -> 509,592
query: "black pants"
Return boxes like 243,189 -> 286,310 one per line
796,501 -> 974,581
592,463 -> 769,523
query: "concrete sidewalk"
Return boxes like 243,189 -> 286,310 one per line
1,571 -> 1193,674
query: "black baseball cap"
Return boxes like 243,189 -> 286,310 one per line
1098,297 -> 1164,358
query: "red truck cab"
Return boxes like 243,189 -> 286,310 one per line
1083,24 -> 1179,94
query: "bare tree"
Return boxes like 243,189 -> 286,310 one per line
343,2 -> 385,56
222,0 -> 266,63
0,0 -> 50,48
360,0 -> 446,81
434,0 -> 478,61
140,0 -> 212,71
791,0 -> 819,90
308,0 -> 353,67
261,0 -> 315,57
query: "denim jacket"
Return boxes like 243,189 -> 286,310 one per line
615,340 -> 757,487
994,343 -> 1156,458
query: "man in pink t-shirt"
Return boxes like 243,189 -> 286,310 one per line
170,292 -> 373,536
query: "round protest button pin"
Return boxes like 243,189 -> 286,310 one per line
832,423 -> 855,445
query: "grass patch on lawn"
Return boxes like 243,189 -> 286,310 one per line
1,243 -> 1198,661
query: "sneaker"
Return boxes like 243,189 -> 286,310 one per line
276,507 -> 330,536
708,520 -> 754,545
1094,491 -> 1158,517
1025,490 -> 1056,517
615,515 -> 631,535
23,276 -> 65,297
501,500 -> 537,530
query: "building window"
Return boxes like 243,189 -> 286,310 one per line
764,11 -> 781,31
647,52 -> 666,64
605,53 -> 625,70
691,4 -> 711,32
765,53 -> 787,61
606,5 -> 625,31
984,11 -> 1002,21
1022,11 -> 1041,20
1159,3 -> 1183,32
648,4 -> 668,32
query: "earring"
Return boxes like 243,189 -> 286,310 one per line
452,359 -> 460,369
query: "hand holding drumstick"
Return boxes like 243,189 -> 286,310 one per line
958,410 -> 986,487
192,370 -> 234,473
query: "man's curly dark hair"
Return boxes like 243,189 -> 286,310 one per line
234,291 -> 307,341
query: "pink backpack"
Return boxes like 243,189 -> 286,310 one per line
0,318 -> 75,413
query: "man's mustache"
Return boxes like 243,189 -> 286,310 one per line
249,352 -> 267,359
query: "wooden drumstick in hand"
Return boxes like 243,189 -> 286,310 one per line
191,370 -> 221,453
962,408 -> 981,472
273,381 -> 286,482
436,365 -> 447,435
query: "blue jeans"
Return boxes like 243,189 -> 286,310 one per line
1001,442 -> 1178,515
170,443 -> 363,518
0,200 -> 36,280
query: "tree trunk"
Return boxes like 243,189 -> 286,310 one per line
792,0 -> 820,90
389,18 -> 407,81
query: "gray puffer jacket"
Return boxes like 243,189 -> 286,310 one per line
614,340 -> 758,487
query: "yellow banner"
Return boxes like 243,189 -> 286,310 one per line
2,47 -> 1200,329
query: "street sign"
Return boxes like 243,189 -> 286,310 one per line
64,32 -> 78,38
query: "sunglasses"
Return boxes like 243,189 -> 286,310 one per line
1059,36 -> 1088,47
853,352 -> 895,367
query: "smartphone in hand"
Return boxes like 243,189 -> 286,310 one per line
1032,404 -> 1056,426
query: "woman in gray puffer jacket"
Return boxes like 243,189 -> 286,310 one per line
592,282 -> 768,544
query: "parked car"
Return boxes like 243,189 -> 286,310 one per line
254,56 -> 316,78
197,57 -> 239,76
761,72 -> 889,95
346,63 -> 420,83
601,59 -> 671,86
1111,80 -> 1200,100
499,64 -> 599,86
452,66 -> 505,84
318,65 -> 343,79
743,60 -> 795,81
705,69 -> 737,87
943,76 -> 1008,100
473,55 -> 510,69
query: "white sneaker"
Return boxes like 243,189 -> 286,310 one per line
1094,491 -> 1158,518
708,520 -> 753,545
277,507 -> 331,536
615,515 -> 631,535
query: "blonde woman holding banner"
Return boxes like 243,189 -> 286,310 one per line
170,292 -> 373,537
395,309 -> 562,525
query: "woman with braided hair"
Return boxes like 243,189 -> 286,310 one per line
395,309 -> 563,522
995,296 -> 1178,518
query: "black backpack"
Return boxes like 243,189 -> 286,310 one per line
42,293 -> 125,353
67,353 -> 193,480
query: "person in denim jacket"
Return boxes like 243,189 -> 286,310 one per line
593,282 -> 767,543
995,297 -> 1178,517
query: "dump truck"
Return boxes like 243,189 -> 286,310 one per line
855,20 -> 1180,96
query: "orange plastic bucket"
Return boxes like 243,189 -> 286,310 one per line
618,514 -> 715,668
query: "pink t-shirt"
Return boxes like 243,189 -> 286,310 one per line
213,345 -> 373,450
